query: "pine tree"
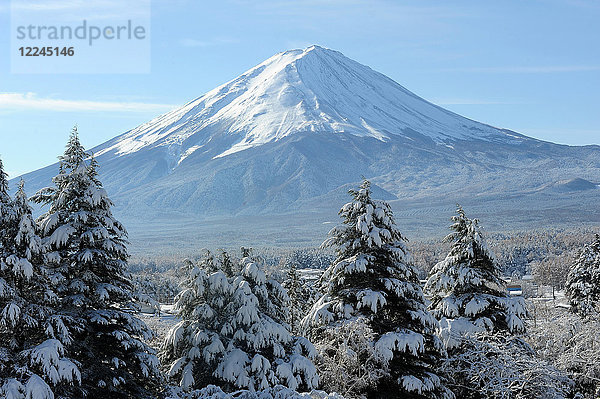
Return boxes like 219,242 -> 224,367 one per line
199,249 -> 218,273
424,205 -> 527,348
161,251 -> 318,393
241,247 -> 252,258
283,262 -> 303,333
32,128 -> 161,398
218,249 -> 235,277
303,180 -> 452,399
0,158 -> 15,253
1,178 -> 81,399
565,234 -> 600,317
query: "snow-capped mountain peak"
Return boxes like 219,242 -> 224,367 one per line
96,45 -> 528,162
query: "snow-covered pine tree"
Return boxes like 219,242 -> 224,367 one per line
283,262 -> 302,333
424,205 -> 526,348
1,179 -> 81,399
565,234 -> 600,317
241,247 -> 252,258
32,128 -> 161,398
0,158 -> 15,253
303,179 -> 452,399
199,249 -> 218,273
218,249 -> 234,277
161,251 -> 318,394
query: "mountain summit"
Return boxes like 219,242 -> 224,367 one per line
95,45 -> 529,163
18,46 -> 600,249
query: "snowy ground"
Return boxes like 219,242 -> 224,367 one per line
139,305 -> 179,349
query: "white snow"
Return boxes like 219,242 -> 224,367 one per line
47,225 -> 76,247
93,45 -> 526,162
357,289 -> 387,313
5,255 -> 33,279
1,302 -> 21,326
375,331 -> 425,361
400,373 -> 440,394
177,145 -> 203,165
24,375 -> 53,399
464,297 -> 490,316
1,379 -> 24,399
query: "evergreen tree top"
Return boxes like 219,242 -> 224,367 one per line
323,179 -> 408,257
427,205 -> 503,295
59,126 -> 87,172
33,128 -> 131,310
14,179 -> 27,208
425,206 -> 526,343
444,205 -> 495,265
0,157 -> 10,205
11,179 -> 41,259
0,158 -> 16,253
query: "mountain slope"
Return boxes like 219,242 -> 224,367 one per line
93,45 -> 531,162
16,45 -> 600,250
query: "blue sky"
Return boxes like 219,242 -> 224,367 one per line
0,0 -> 599,177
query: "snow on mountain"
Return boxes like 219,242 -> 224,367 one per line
94,45 -> 529,163
14,45 -> 600,250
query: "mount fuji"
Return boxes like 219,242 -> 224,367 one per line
17,45 -> 600,252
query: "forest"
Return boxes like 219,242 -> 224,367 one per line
1,130 -> 600,399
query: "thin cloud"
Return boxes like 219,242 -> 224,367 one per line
440,65 -> 600,73
0,92 -> 178,112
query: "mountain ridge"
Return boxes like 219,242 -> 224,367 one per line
13,45 -> 600,250
92,45 -> 535,165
